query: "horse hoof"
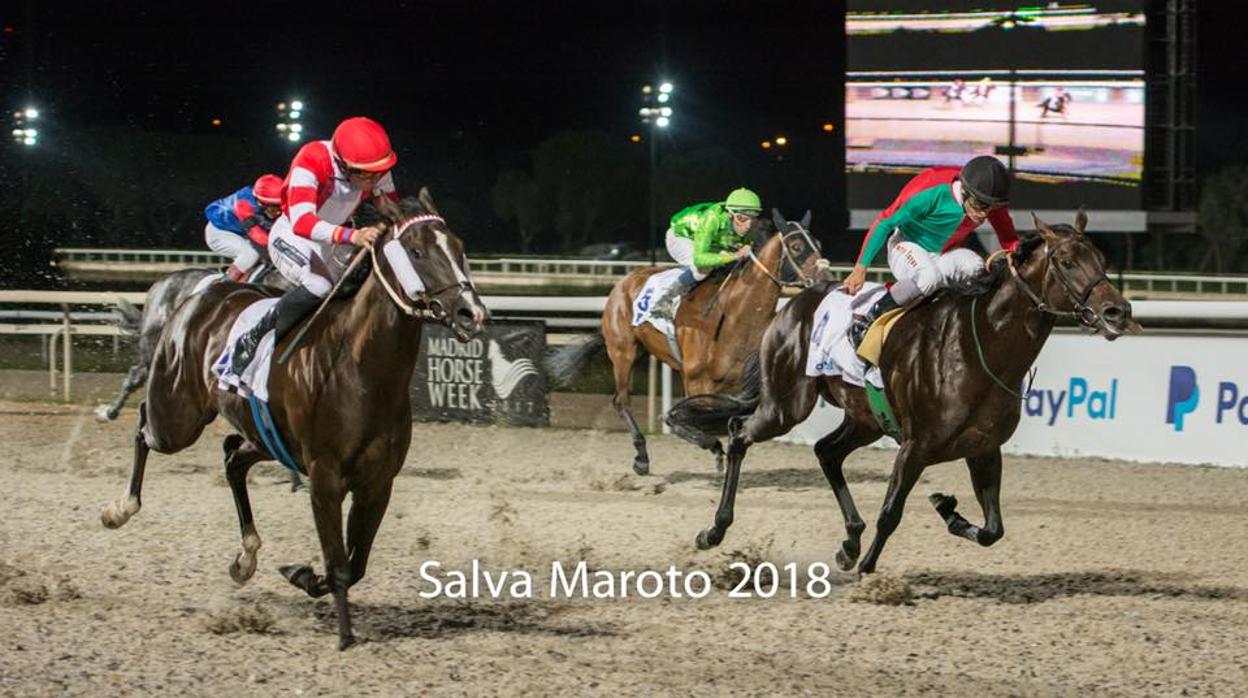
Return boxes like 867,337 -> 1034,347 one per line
289,480 -> 306,494
280,564 -> 315,588
695,529 -> 720,550
229,553 -> 257,585
93,405 -> 114,423
100,497 -> 138,529
338,633 -> 357,651
929,492 -> 958,517
632,459 -> 650,476
834,547 -> 856,572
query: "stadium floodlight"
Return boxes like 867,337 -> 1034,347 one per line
289,110 -> 301,119
290,100 -> 304,111
659,82 -> 673,94
656,116 -> 670,128
642,84 -> 653,95
23,107 -> 38,119
775,136 -> 788,146
277,98 -> 304,144
290,123 -> 303,133
23,137 -> 34,145
288,132 -> 301,142
660,107 -> 672,117
276,123 -> 288,132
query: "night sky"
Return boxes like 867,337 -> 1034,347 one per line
0,1 -> 1240,247
1,1 -> 844,160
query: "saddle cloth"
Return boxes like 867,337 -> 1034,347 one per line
212,298 -> 278,401
804,283 -> 888,388
631,267 -> 684,340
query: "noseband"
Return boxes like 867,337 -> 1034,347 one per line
369,213 -> 475,321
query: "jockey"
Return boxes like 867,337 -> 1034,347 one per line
203,174 -> 284,281
845,155 -> 1018,347
648,187 -> 760,322
230,116 -> 399,372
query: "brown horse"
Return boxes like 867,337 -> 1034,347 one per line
546,211 -> 825,475
99,189 -> 488,649
671,212 -> 1140,574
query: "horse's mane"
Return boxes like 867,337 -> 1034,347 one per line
354,195 -> 429,227
953,224 -> 1078,297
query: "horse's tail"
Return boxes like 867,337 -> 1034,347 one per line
543,332 -> 606,388
113,298 -> 143,335
664,352 -> 762,437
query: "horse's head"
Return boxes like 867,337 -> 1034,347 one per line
768,209 -> 829,287
1016,211 -> 1140,340
373,188 -> 489,341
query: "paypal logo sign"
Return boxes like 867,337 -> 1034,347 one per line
1165,366 -> 1199,432
1166,365 -> 1248,430
1025,377 -> 1118,426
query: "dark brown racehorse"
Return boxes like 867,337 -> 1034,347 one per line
672,212 -> 1140,574
546,211 -> 826,475
100,189 -> 488,649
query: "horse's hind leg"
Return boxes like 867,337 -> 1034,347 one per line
696,382 -> 814,550
100,402 -> 151,528
223,435 -> 267,584
96,361 -> 147,422
813,417 -> 883,571
607,339 -> 650,475
930,448 -> 1004,547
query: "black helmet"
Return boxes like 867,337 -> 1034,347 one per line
959,155 -> 1011,205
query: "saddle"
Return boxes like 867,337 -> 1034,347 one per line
855,306 -> 909,366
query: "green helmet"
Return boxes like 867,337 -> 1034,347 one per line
724,187 -> 762,213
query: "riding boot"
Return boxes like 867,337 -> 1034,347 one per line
649,269 -> 697,323
850,292 -> 900,348
230,287 -> 321,374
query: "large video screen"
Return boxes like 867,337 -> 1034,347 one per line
847,2 -> 1146,211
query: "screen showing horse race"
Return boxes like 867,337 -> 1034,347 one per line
846,1 -> 1147,211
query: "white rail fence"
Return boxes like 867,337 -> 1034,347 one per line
52,248 -> 1248,297
3,290 -> 1248,433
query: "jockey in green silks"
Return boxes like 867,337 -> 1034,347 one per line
648,187 -> 761,322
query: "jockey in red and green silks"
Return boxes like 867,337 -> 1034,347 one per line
648,187 -> 761,322
845,156 -> 1019,347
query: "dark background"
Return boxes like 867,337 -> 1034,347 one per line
0,1 -> 1242,284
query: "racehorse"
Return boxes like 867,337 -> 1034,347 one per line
671,212 -> 1140,574
545,210 -> 826,475
96,264 -> 292,423
99,189 -> 489,649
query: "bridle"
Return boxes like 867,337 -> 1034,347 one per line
746,224 -> 828,289
998,238 -> 1113,331
369,213 -> 476,321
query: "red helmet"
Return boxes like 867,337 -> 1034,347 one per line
252,174 -> 284,205
332,116 -> 397,172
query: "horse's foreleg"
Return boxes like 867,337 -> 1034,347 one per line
97,361 -> 148,422
813,417 -> 882,571
345,479 -> 395,588
101,402 -> 151,528
857,442 -> 925,575
284,471 -> 354,650
930,448 -> 1004,547
223,435 -> 267,584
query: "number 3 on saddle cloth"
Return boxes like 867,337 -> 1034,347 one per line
211,298 -> 303,475
631,267 -> 687,363
804,282 -> 909,440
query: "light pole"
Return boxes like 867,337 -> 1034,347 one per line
275,99 -> 305,144
639,82 -> 673,264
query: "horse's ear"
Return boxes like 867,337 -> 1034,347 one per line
418,187 -> 440,215
1032,212 -> 1057,240
800,210 -> 812,229
771,208 -> 786,231
1074,207 -> 1088,235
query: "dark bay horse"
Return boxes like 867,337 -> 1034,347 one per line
96,264 -> 292,423
100,189 -> 488,649
673,213 -> 1140,574
546,211 -> 826,475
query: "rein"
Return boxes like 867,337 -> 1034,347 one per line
748,227 -> 826,289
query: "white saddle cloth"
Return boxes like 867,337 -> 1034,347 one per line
804,283 -> 886,388
212,298 -> 279,401
631,267 -> 685,340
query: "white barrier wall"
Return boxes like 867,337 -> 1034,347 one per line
782,333 -> 1248,468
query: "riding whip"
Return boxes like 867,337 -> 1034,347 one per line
276,244 -> 370,365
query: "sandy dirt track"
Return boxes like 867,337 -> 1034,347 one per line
2,400 -> 1247,696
